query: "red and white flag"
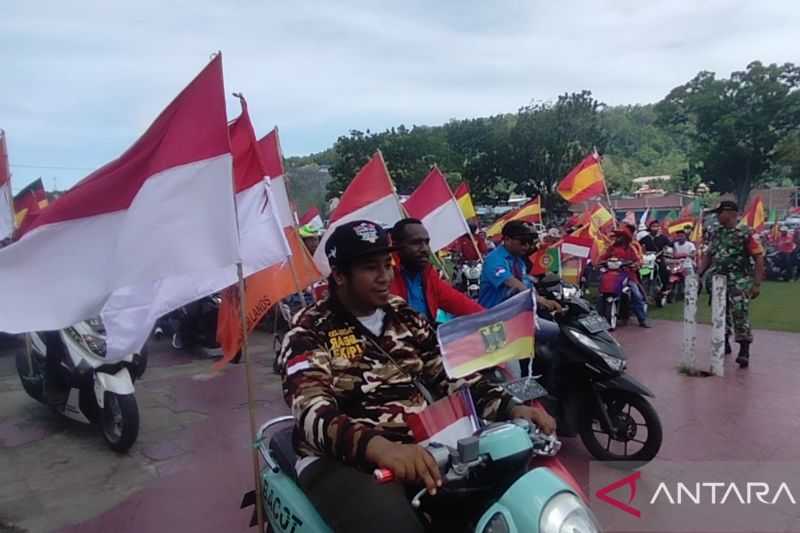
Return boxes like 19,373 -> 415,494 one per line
404,167 -> 471,252
560,235 -> 593,259
406,388 -> 480,448
298,206 -> 323,230
313,152 -> 404,274
258,128 -> 294,229
0,55 -> 287,359
0,129 -> 13,241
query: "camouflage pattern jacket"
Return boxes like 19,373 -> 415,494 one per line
280,294 -> 516,468
708,225 -> 764,278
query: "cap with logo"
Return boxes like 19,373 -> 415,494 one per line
324,220 -> 397,269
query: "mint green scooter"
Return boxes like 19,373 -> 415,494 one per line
243,416 -> 601,532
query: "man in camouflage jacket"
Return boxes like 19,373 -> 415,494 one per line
699,201 -> 765,368
281,219 -> 555,533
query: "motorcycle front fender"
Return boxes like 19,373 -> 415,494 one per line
596,372 -> 654,398
476,467 -> 584,532
261,467 -> 332,533
94,368 -> 134,408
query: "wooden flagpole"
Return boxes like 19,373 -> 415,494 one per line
595,149 -> 617,230
438,166 -> 483,262
237,263 -> 265,531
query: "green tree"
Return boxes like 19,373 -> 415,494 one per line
656,61 -> 800,205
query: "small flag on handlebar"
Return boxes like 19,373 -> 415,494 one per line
405,388 -> 480,447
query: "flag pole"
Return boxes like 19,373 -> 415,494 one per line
439,165 -> 483,262
597,150 -> 617,230
237,263 -> 265,532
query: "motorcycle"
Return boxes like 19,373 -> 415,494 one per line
170,294 -> 224,357
533,274 -> 663,463
663,251 -> 694,304
639,251 -> 662,306
243,416 -> 600,532
459,260 -> 482,300
597,259 -> 635,331
15,319 -> 147,452
765,247 -> 795,281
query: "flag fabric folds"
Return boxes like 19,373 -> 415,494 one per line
405,388 -> 479,448
557,152 -> 605,204
741,196 -> 766,231
13,178 -> 48,232
0,130 -> 13,240
486,197 -> 541,238
298,206 -> 323,230
437,289 -> 536,379
0,55 -> 289,360
258,128 -> 294,228
404,167 -> 471,252
454,182 -> 477,220
312,152 -> 404,274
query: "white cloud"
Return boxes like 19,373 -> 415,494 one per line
2,0 -> 799,190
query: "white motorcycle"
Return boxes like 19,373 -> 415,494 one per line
15,319 -> 147,452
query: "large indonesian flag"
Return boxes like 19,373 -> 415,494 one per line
486,197 -> 541,238
313,151 -> 404,274
437,289 -> 536,379
0,55 -> 289,359
259,128 -> 294,229
404,167 -> 471,252
557,152 -> 605,204
0,129 -> 13,241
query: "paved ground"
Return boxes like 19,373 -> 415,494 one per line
1,323 -> 799,533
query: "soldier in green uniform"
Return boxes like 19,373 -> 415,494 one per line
699,201 -> 765,368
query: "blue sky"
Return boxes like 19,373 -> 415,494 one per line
3,0 -> 799,192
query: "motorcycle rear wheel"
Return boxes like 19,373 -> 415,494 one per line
579,390 -> 662,463
101,392 -> 139,453
15,349 -> 44,401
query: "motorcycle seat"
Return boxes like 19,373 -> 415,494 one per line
269,426 -> 299,480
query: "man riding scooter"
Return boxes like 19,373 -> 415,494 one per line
639,220 -> 672,297
599,226 -> 651,328
279,220 -> 555,533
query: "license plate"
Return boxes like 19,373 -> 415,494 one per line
579,314 -> 610,333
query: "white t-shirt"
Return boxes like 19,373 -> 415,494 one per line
673,241 -> 696,258
356,308 -> 386,337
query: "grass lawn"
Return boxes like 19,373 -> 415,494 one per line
648,280 -> 800,333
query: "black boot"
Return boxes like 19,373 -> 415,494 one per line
736,342 -> 750,368
724,336 -> 732,355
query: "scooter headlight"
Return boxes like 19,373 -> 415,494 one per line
481,511 -> 510,533
539,492 -> 600,533
599,353 -> 626,372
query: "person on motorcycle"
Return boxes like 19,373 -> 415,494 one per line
389,218 -> 484,322
639,220 -> 672,292
775,226 -> 797,279
672,229 -> 697,259
280,220 -> 555,533
448,220 -> 488,261
600,226 -> 652,328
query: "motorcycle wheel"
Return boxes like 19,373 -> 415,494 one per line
101,392 -> 140,453
605,300 -> 618,331
579,390 -> 662,463
15,349 -> 44,401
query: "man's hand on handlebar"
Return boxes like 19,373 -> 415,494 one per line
537,295 -> 562,314
510,404 -> 557,435
366,437 -> 442,495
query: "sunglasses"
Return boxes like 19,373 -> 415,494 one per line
513,236 -> 535,246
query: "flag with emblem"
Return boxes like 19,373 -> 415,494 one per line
437,289 -> 536,379
530,246 -> 560,276
405,388 -> 479,448
667,217 -> 695,235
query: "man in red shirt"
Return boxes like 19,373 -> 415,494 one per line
776,227 -> 797,279
599,227 -> 650,328
390,218 -> 484,322
449,222 -> 488,261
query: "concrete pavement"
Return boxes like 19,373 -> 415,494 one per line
0,322 -> 799,532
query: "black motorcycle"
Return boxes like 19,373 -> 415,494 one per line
169,295 -> 223,357
530,275 -> 663,463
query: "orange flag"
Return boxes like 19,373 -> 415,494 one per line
741,195 -> 766,231
486,197 -> 541,238
557,152 -> 605,204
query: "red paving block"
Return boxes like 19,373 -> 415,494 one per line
60,322 -> 800,533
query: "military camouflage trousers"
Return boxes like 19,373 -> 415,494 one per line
724,275 -> 753,343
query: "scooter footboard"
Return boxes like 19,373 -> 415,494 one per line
475,467 -> 582,532
262,468 -> 332,533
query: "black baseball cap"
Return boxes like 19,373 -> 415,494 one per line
502,220 -> 537,239
706,200 -> 738,214
325,220 -> 397,269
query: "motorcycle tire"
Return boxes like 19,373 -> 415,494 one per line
579,390 -> 662,464
132,347 -> 148,381
605,300 -> 618,331
101,392 -> 140,453
15,349 -> 44,401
